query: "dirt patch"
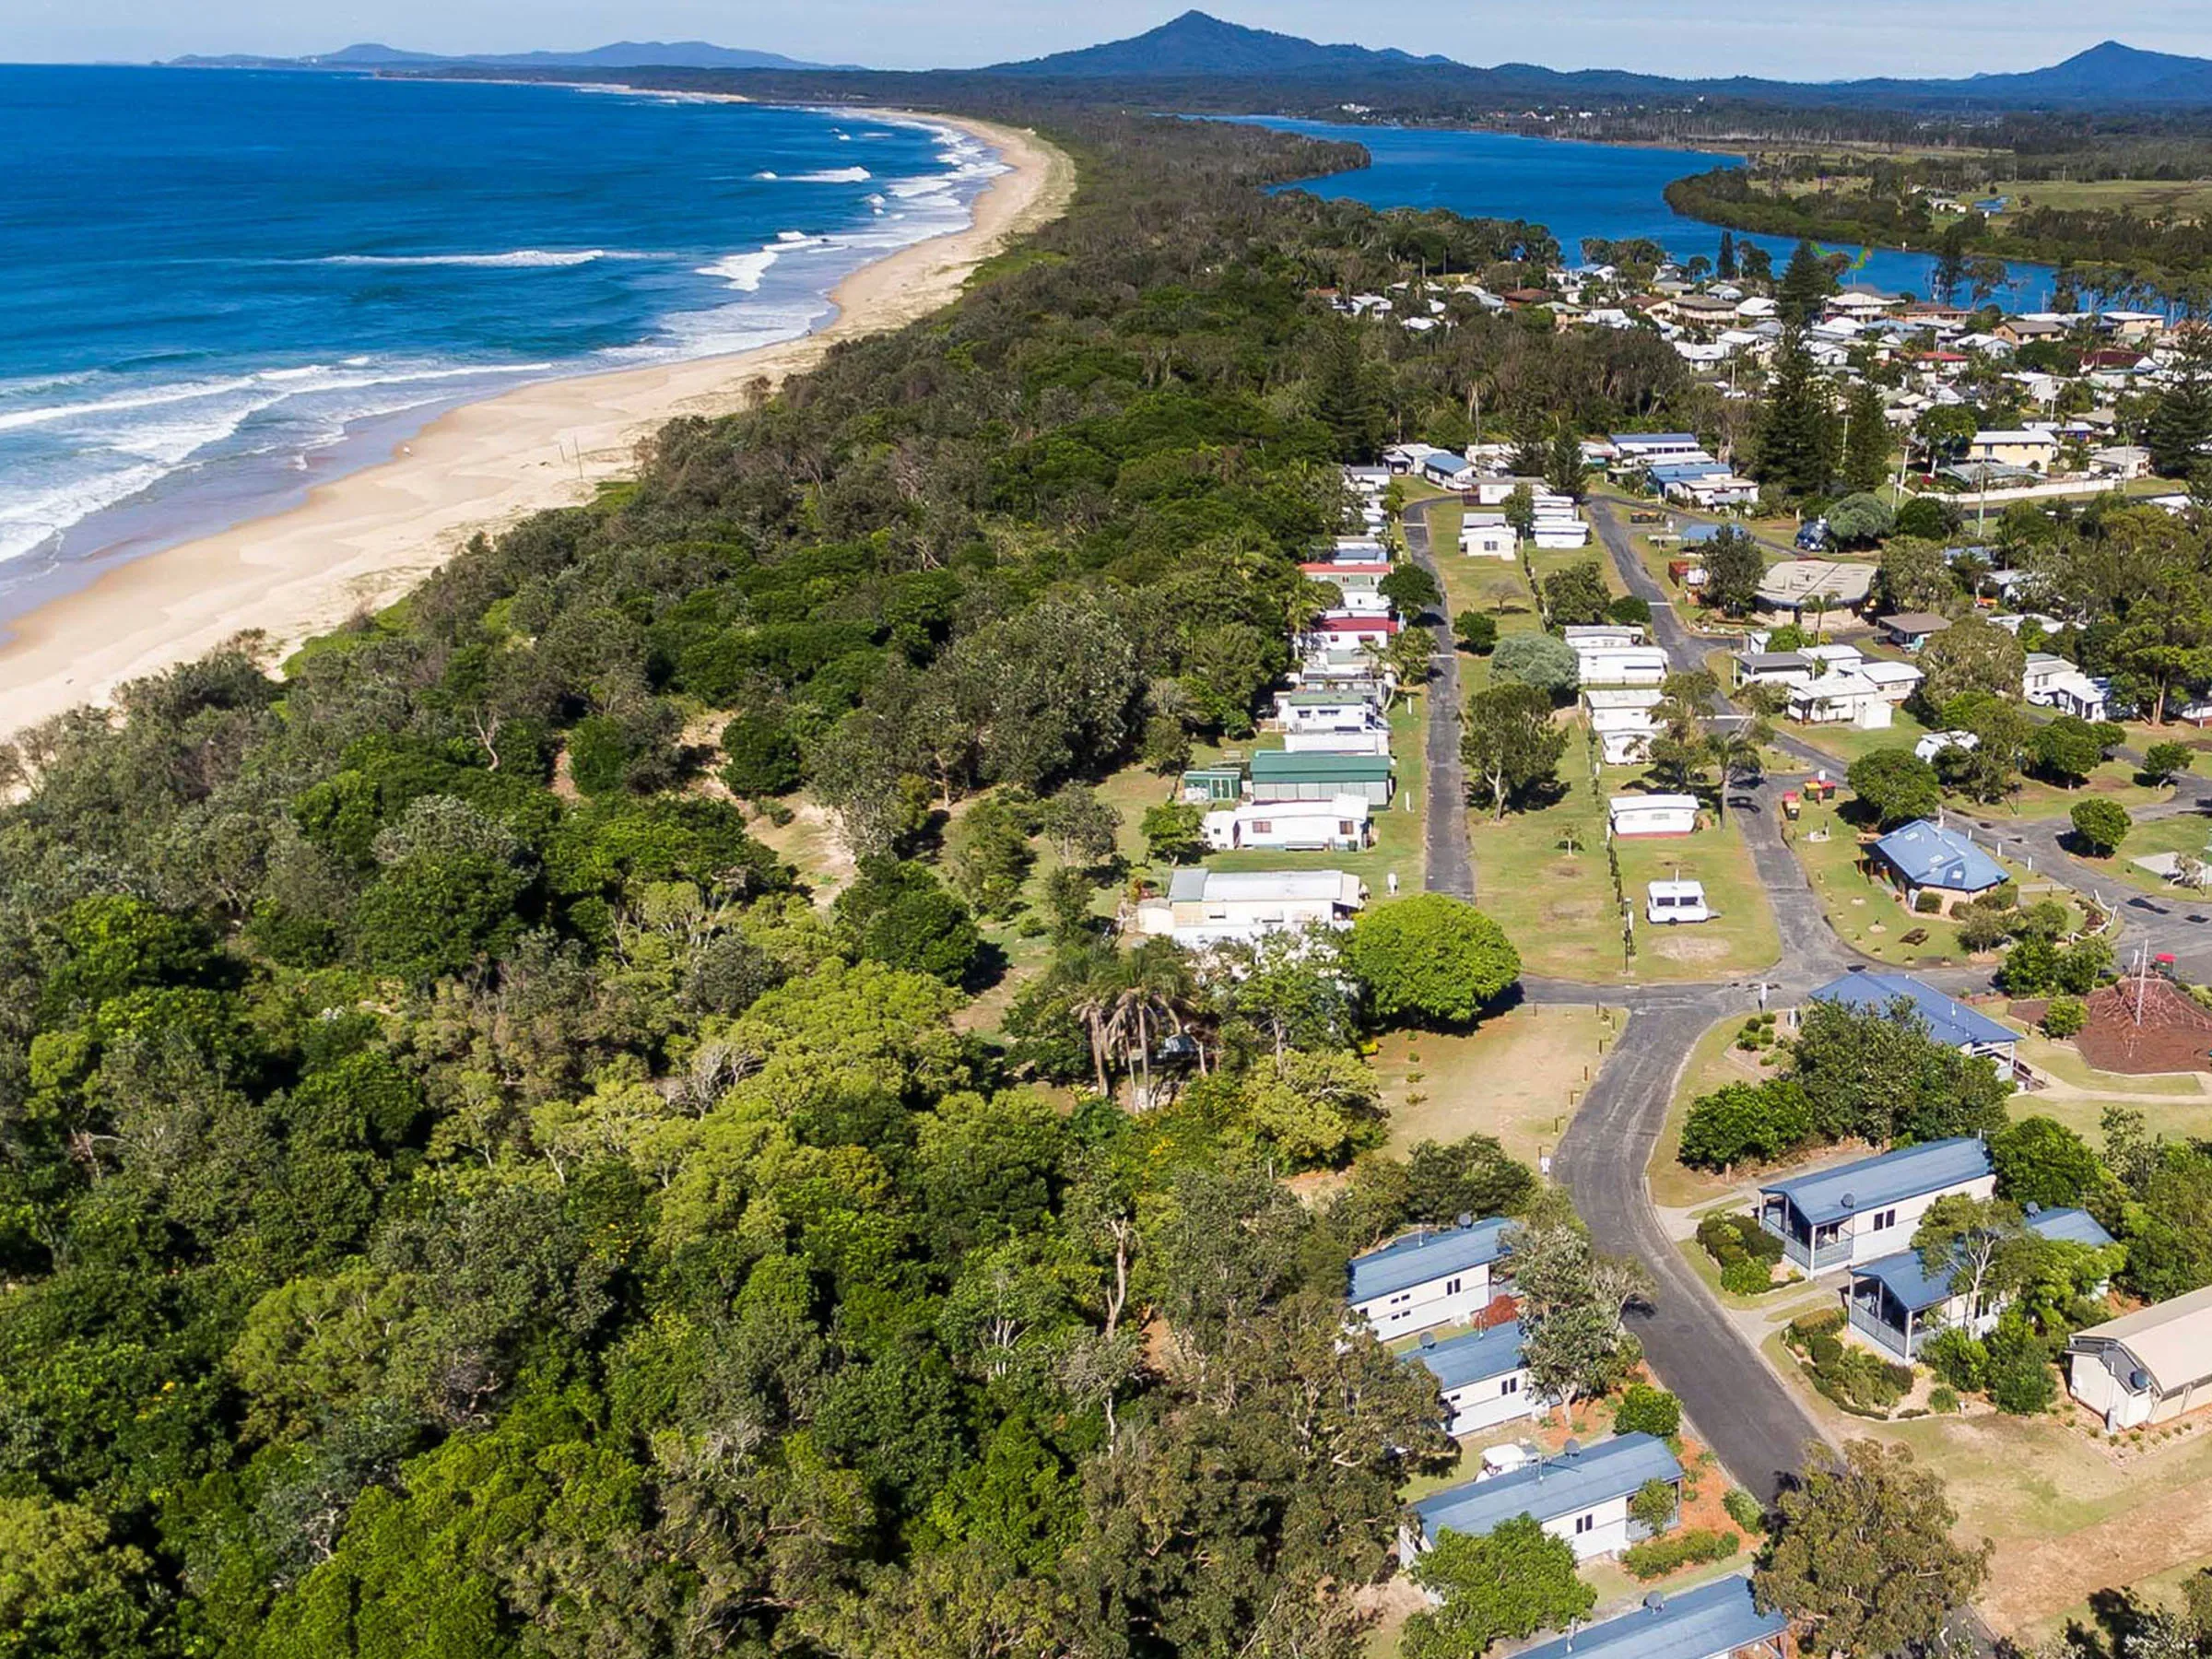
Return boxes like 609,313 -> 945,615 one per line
1984,1474 -> 2212,1632
2067,980 -> 2212,1075
1545,896 -> 1607,923
1649,933 -> 1731,961
746,800 -> 856,900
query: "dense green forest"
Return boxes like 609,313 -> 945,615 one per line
0,109 -> 1727,1658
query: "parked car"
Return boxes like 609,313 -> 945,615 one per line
1794,518 -> 1833,552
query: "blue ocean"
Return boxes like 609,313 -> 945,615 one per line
0,66 -> 1001,606
1249,118 -> 2062,309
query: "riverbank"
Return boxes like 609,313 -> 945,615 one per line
0,112 -> 1075,738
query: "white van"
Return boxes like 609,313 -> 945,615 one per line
1645,879 -> 1711,925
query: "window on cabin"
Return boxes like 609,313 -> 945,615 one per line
1574,1514 -> 1595,1535
1446,1277 -> 1462,1295
1500,1376 -> 1520,1394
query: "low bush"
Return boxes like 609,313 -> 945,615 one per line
1804,1343 -> 1912,1416
1788,1308 -> 1844,1343
1614,1383 -> 1683,1440
1721,1256 -> 1775,1296
1620,1528 -> 1739,1582
1722,1488 -> 1765,1533
1696,1212 -> 1783,1269
1920,1328 -> 1989,1394
2042,995 -> 2088,1039
1928,1385 -> 1959,1414
1913,888 -> 1944,914
1807,1334 -> 1844,1367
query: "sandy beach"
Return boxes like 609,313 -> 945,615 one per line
0,112 -> 1074,738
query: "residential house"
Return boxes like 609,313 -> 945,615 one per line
1876,612 -> 1952,653
1966,429 -> 2061,470
1134,868 -> 1367,948
1858,659 -> 1925,702
1732,650 -> 1814,689
1756,1136 -> 1998,1277
1575,643 -> 1670,687
1201,794 -> 1372,853
1799,642 -> 1865,673
2021,653 -> 2112,720
1590,704 -> 1660,765
1461,514 -> 1516,558
1402,1434 -> 1685,1566
1867,818 -> 2008,913
1248,748 -> 1395,806
1421,452 -> 1478,491
1300,559 -> 1390,593
1848,1206 -> 2114,1359
1283,727 -> 1392,756
1509,1575 -> 1794,1659
1347,1217 -> 1515,1338
1787,671 -> 1895,730
1273,688 -> 1383,733
1404,1320 -> 1540,1436
1609,794 -> 1700,838
1994,318 -> 2064,347
1531,512 -> 1591,549
1755,559 -> 1876,622
2068,1283 -> 2212,1432
1563,624 -> 1644,650
1296,614 -> 1399,653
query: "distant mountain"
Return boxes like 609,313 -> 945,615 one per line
974,12 -> 2212,108
986,11 -> 1454,78
166,41 -> 853,72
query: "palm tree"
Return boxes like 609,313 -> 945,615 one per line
1712,719 -> 1771,824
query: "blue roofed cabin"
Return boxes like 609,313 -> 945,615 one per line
1755,1136 -> 1996,1277
1347,1216 -> 1512,1337
1509,1574 -> 1794,1659
1846,1205 -> 2114,1360
1402,1433 -> 1684,1566
1402,1319 -> 1538,1436
1797,970 -> 2020,1082
1866,818 -> 2008,916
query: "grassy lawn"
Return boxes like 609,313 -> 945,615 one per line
2076,806 -> 2212,897
1649,1014 -> 1791,1210
1783,794 -> 2082,968
1468,750 -> 1781,984
1784,704 -> 1936,772
2002,765 -> 2175,819
1371,1002 -> 1618,1171
1987,176 -> 2212,218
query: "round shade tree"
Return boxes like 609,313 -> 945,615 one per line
1345,895 -> 1521,1028
2068,798 -> 2131,857
1845,748 -> 1941,829
1490,631 -> 1580,697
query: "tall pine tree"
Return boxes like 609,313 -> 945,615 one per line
1776,240 -> 1834,327
1717,230 -> 1736,281
2147,371 -> 2212,481
1752,330 -> 1840,499
1312,320 -> 1383,459
1841,381 -> 1892,493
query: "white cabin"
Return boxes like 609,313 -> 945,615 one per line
1200,794 -> 1373,853
1608,794 -> 1700,838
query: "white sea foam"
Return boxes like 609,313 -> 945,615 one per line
317,249 -> 638,269
753,171 -> 779,180
792,167 -> 872,182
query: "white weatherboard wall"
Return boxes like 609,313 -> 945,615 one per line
1819,1175 -> 1995,1275
1350,1262 -> 1492,1337
1441,1370 -> 1536,1436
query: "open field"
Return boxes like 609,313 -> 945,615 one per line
1468,751 -> 1781,984
1988,176 -> 2212,220
1371,1002 -> 1618,1170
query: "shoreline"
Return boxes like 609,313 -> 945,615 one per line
0,110 -> 1075,738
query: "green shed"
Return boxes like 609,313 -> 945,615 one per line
1246,749 -> 1394,806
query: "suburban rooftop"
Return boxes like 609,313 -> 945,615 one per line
1806,970 -> 2018,1051
1347,1216 -> 1514,1303
1760,1136 -> 1994,1228
1404,1319 -> 1526,1391
1508,1574 -> 1790,1659
1411,1432 -> 1683,1539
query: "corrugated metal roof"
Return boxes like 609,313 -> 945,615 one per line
1510,1574 -> 1788,1659
1806,971 -> 2018,1051
1405,1320 -> 1525,1391
1852,1208 -> 2114,1312
1249,751 -> 1393,780
2070,1283 -> 2212,1395
1761,1136 -> 1994,1228
1413,1433 -> 1682,1539
1870,819 -> 2007,894
1347,1218 -> 1513,1303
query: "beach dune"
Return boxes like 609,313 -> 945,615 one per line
0,113 -> 1073,739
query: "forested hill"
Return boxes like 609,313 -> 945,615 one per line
0,109 -> 1707,1657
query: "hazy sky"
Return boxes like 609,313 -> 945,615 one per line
7,0 -> 2212,79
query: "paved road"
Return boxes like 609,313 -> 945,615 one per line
1551,999 -> 1829,1502
1405,499 -> 1475,900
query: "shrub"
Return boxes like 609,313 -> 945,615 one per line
1614,1384 -> 1683,1440
1808,1334 -> 1843,1367
2069,798 -> 2131,857
2143,740 -> 2196,786
2042,994 -> 2088,1039
1919,1328 -> 1989,1393
1927,1385 -> 1960,1414
1913,888 -> 1944,914
1721,1256 -> 1775,1296
1955,907 -> 2013,953
1806,1344 -> 1912,1415
1620,1528 -> 1739,1582
1789,1308 -> 1844,1343
1722,1488 -> 1766,1533
1629,1477 -> 1678,1536
1454,610 -> 1499,654
1697,1212 -> 1783,1269
1990,1351 -> 2056,1414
